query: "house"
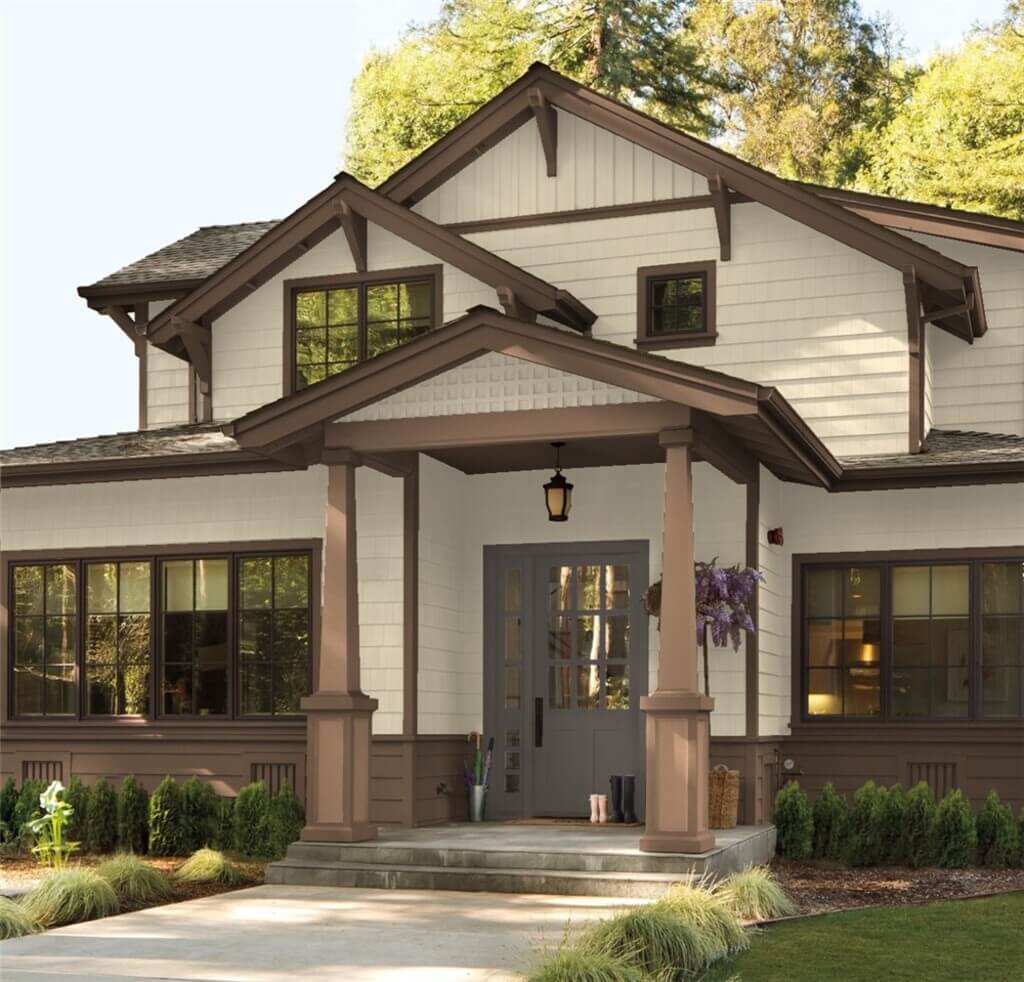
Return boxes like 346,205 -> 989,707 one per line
2,64 -> 1023,853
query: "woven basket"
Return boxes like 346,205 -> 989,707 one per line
708,764 -> 740,829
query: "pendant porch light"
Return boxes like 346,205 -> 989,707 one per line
543,441 -> 573,522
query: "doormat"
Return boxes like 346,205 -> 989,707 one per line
506,818 -> 643,828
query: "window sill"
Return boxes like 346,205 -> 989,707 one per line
635,332 -> 717,351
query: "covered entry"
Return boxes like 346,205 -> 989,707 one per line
484,540 -> 649,819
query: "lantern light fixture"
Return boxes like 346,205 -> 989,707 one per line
543,441 -> 573,522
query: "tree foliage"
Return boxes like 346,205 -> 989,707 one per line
345,0 -> 715,186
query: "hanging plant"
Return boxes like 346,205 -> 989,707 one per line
644,558 -> 763,697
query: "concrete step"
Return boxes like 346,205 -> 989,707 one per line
265,857 -> 690,899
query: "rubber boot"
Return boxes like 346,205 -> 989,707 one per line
609,775 -> 624,823
621,775 -> 638,824
598,794 -> 609,824
589,794 -> 600,823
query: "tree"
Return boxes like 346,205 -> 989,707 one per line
861,8 -> 1024,219
344,0 -> 715,186
684,0 -> 909,183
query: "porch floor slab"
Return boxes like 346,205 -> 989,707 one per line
269,822 -> 775,897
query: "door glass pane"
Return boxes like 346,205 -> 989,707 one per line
605,663 -> 629,709
120,562 -> 151,613
240,558 -> 273,609
505,773 -> 520,793
893,619 -> 930,665
196,559 -> 228,610
807,669 -> 842,715
605,566 -> 629,609
14,566 -> 44,616
577,566 -> 601,610
46,566 -> 77,614
163,561 -> 193,611
932,566 -> 969,615
275,555 -> 309,609
504,568 -> 521,611
845,568 -> 880,617
505,751 -> 520,771
504,617 -> 521,663
548,616 -> 571,659
548,665 -> 571,709
893,566 -> 930,616
504,667 -> 520,710
87,563 -> 117,613
606,617 -> 629,661
806,569 -> 842,617
548,567 -> 572,610
577,663 -> 599,709
983,563 -> 1023,613
576,616 -> 599,661
808,620 -> 843,667
844,667 -> 880,716
505,728 -> 520,748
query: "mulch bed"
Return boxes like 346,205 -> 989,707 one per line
772,858 -> 1024,915
0,853 -> 267,913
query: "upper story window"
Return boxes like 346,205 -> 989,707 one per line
288,266 -> 441,392
636,261 -> 716,350
801,557 -> 1024,722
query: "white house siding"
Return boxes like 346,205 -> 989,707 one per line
924,328 -> 935,435
211,225 -> 496,421
413,109 -> 708,225
416,455 -> 748,737
145,301 -> 190,429
465,202 -> 911,457
756,471 -> 1024,739
906,234 -> 1024,437
343,353 -> 656,422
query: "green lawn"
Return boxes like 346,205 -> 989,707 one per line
705,893 -> 1024,982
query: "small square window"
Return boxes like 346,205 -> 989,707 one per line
637,262 -> 716,349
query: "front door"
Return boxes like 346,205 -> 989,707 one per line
484,541 -> 648,819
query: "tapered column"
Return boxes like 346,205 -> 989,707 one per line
640,429 -> 715,854
300,457 -> 378,842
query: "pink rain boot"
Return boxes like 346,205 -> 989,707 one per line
589,794 -> 600,823
598,794 -> 609,824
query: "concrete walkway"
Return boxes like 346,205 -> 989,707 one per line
0,884 -> 644,981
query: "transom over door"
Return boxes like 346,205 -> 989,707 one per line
484,541 -> 648,819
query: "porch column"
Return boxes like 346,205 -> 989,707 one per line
300,457 -> 378,842
639,429 -> 715,853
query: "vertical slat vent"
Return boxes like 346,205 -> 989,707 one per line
22,761 -> 63,783
250,762 -> 297,796
908,762 -> 958,799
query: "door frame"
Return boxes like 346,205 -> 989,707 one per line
483,539 -> 650,819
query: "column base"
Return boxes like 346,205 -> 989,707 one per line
639,690 -> 716,855
301,690 -> 378,845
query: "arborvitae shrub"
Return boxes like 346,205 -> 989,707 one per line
1018,807 -> 1024,867
234,782 -> 271,858
268,783 -> 304,858
976,791 -> 1017,867
811,783 -> 847,860
0,778 -> 18,844
148,777 -> 186,857
773,781 -> 812,860
211,797 -> 235,852
87,779 -> 118,854
904,781 -> 938,867
117,776 -> 149,854
877,784 -> 908,864
181,777 -> 217,853
935,789 -> 977,869
14,779 -> 45,843
64,777 -> 90,847
846,781 -> 884,867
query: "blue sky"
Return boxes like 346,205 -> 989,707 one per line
1,0 -> 1009,449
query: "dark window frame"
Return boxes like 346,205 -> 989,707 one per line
794,549 -> 1024,725
3,541 -> 320,724
635,261 -> 716,350
282,265 -> 443,396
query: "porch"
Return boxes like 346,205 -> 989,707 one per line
267,821 -> 777,897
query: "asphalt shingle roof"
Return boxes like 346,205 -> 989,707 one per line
87,222 -> 280,289
839,429 -> 1024,471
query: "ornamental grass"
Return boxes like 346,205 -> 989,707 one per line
659,880 -> 748,956
173,848 -> 243,885
526,944 -> 649,982
21,869 -> 119,928
0,896 -> 40,940
717,866 -> 795,922
96,854 -> 172,904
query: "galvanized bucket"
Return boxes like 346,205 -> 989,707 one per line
468,785 -> 487,822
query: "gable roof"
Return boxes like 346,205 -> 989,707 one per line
229,305 -> 842,488
144,175 -> 594,350
379,63 -> 986,341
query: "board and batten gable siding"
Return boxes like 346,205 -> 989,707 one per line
211,224 -> 497,421
413,108 -> 708,225
907,233 -> 1024,437
144,300 -> 190,428
464,203 -> 912,457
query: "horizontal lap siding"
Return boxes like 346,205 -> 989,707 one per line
146,345 -> 190,427
909,234 -> 1024,437
212,226 -> 495,421
414,110 -> 707,224
758,468 -> 791,737
467,203 -> 910,458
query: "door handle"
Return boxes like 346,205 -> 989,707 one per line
534,696 -> 543,748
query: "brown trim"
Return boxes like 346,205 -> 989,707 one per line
834,461 -> 1024,492
443,193 -> 748,235
0,451 -> 301,489
379,63 -> 984,339
146,175 -> 595,352
790,546 -> 1024,730
745,473 -> 760,740
281,265 -> 444,399
402,459 -> 419,739
904,270 -> 925,453
2,539 -> 321,725
708,175 -> 731,262
78,280 -> 203,307
527,87 -> 557,177
635,261 -> 717,350
134,302 -> 149,431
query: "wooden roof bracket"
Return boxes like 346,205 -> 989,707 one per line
708,174 -> 731,261
496,286 -> 538,322
171,315 -> 212,385
333,199 -> 368,272
903,268 -> 926,454
527,87 -> 557,177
